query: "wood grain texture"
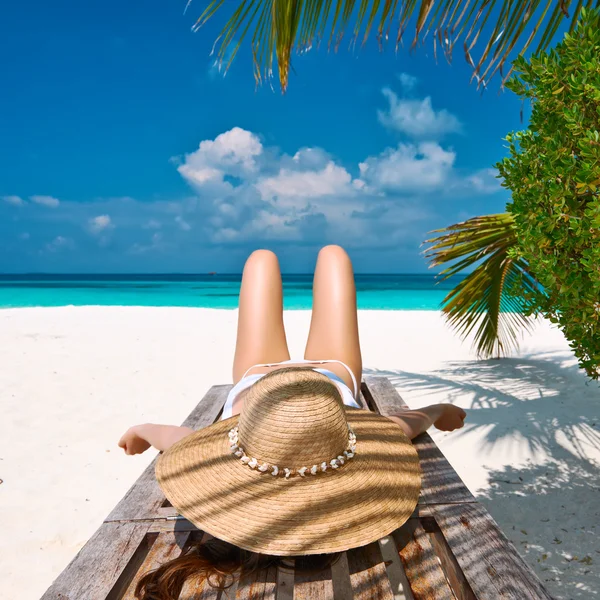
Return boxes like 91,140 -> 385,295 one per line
294,562 -> 334,600
330,552 -> 355,600
378,535 -> 414,600
236,564 -> 278,600
346,542 -> 395,600
394,521 -> 454,600
276,563 -> 295,600
431,503 -> 553,600
363,376 -> 475,505
106,385 -> 230,522
41,521 -> 150,600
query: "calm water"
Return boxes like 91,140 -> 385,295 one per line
0,274 -> 466,310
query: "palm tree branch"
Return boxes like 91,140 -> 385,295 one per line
190,0 -> 599,91
422,213 -> 542,358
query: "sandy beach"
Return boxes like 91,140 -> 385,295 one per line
1,306 -> 598,599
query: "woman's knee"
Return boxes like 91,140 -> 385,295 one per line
317,245 -> 351,264
244,249 -> 280,272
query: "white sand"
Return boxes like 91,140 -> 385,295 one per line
1,307 -> 599,599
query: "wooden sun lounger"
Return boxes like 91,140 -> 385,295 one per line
42,377 -> 553,600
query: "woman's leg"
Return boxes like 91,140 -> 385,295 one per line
304,245 -> 362,393
233,250 -> 291,383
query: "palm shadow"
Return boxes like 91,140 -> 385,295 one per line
365,354 -> 600,599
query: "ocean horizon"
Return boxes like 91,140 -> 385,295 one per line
0,273 -> 467,310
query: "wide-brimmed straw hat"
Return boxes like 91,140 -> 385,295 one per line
156,367 -> 421,556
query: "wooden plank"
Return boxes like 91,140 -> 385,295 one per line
394,520 -> 454,600
346,541 -> 395,600
363,377 -> 475,505
431,503 -> 553,600
420,517 -> 476,600
236,563 -> 278,600
330,552 -> 355,600
106,384 -> 230,522
378,535 -> 414,600
276,561 -> 295,600
41,521 -> 150,600
294,559 -> 334,599
121,530 -> 192,599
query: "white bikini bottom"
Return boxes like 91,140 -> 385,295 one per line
220,358 -> 360,421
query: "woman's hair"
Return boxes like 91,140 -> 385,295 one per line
135,534 -> 342,600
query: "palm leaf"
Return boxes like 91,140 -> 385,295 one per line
422,213 -> 543,359
190,0 -> 599,91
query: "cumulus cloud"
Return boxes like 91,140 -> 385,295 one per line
378,88 -> 462,139
358,142 -> 456,192
3,114 -> 501,268
88,214 -> 113,234
177,127 -> 263,188
3,195 -> 25,206
31,195 -> 60,208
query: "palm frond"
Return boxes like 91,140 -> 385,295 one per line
191,0 -> 599,91
422,213 -> 543,359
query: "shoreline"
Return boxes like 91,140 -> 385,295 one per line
1,306 -> 598,599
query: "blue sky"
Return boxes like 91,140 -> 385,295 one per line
1,0 -> 530,273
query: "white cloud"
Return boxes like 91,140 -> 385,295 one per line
257,162 -> 352,201
398,73 -> 418,91
7,118 -> 500,260
3,195 -> 25,206
359,142 -> 456,192
175,215 -> 192,231
378,88 -> 462,139
31,195 -> 60,208
465,168 -> 502,193
88,214 -> 113,234
177,127 -> 263,188
46,236 -> 74,252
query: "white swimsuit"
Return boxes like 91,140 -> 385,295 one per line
220,359 -> 361,421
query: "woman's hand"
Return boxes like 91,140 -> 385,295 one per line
433,405 -> 467,432
118,424 -> 152,455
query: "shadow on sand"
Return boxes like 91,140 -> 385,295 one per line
365,354 -> 600,599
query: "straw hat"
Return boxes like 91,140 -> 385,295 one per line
156,367 -> 421,556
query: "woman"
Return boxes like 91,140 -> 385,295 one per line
119,245 -> 466,599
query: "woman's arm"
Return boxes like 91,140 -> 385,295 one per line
387,404 -> 466,440
118,424 -> 195,454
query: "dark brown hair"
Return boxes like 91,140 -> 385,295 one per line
135,535 -> 342,599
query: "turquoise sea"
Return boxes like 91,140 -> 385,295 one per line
0,274 -> 465,310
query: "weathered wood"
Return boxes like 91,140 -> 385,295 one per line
42,379 -> 553,600
41,521 -> 151,600
394,520 -> 454,600
236,563 -> 278,600
276,562 -> 295,600
106,385 -> 230,523
421,517 -> 476,600
346,541 -> 395,600
430,503 -> 553,600
363,376 -> 475,505
330,551 -> 355,600
378,535 -> 414,600
294,560 -> 334,600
